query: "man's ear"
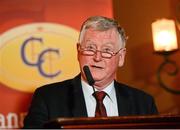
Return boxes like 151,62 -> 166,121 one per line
118,48 -> 126,67
76,43 -> 79,51
77,43 -> 80,61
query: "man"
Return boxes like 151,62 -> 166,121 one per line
23,16 -> 158,128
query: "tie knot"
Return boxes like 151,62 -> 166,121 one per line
93,91 -> 106,102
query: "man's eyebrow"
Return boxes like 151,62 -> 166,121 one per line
85,40 -> 96,45
102,42 -> 114,47
85,39 -> 93,43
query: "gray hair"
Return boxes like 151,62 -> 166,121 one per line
78,16 -> 128,48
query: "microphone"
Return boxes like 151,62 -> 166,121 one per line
83,65 -> 95,92
83,66 -> 107,117
83,66 -> 108,117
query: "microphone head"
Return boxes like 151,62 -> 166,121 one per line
83,66 -> 95,86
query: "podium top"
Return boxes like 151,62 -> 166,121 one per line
44,114 -> 180,129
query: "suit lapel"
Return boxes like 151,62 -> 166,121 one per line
114,81 -> 132,116
71,74 -> 88,117
69,76 -> 132,117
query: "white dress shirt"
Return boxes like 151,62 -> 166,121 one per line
81,80 -> 119,117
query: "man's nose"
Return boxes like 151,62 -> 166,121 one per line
93,51 -> 102,62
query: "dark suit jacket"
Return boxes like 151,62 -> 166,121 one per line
23,74 -> 158,128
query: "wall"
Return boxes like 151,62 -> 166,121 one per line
113,0 -> 180,114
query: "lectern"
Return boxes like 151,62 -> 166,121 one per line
44,114 -> 180,129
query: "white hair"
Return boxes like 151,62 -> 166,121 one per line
78,16 -> 128,48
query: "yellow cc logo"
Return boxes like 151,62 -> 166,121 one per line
0,23 -> 80,93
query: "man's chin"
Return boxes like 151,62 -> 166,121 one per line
93,77 -> 104,82
93,78 -> 106,85
92,73 -> 105,79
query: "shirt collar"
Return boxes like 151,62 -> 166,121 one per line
81,80 -> 114,100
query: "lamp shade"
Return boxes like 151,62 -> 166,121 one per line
152,19 -> 178,52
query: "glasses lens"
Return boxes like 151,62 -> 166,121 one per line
82,50 -> 95,56
101,52 -> 112,58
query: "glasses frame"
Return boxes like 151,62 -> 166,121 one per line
78,44 -> 124,59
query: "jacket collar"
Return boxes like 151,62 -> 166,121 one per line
114,80 -> 132,116
70,75 -> 132,117
71,74 -> 88,117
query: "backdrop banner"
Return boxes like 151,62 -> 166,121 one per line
0,0 -> 112,128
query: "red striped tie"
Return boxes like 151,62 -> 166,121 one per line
93,91 -> 107,117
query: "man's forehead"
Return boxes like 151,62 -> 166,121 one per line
84,28 -> 119,40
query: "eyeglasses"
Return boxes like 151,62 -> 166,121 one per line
78,44 -> 123,59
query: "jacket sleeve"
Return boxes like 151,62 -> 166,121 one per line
148,95 -> 159,114
23,88 -> 49,128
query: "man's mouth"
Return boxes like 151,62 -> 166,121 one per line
91,65 -> 104,69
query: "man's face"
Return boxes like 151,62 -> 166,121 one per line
78,28 -> 126,90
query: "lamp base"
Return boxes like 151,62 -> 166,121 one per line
155,48 -> 180,94
154,49 -> 179,56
